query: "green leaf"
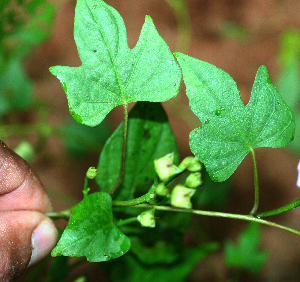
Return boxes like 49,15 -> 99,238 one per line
47,229 -> 69,282
224,222 -> 268,274
52,192 -> 130,262
129,238 -> 180,265
195,166 -> 232,209
50,0 -> 181,126
96,101 -> 179,200
1,0 -> 56,59
59,117 -> 110,157
175,53 -> 295,181
102,242 -> 218,282
0,59 -> 32,116
47,257 -> 69,281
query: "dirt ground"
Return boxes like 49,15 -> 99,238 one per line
20,0 -> 300,281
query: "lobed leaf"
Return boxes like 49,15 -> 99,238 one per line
52,192 -> 130,262
175,53 -> 295,181
50,0 -> 181,126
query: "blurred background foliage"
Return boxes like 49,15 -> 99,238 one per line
0,0 -> 110,162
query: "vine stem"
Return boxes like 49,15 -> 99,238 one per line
46,199 -> 300,236
45,206 -> 74,220
109,103 -> 129,195
83,176 -> 89,198
113,184 -> 156,206
256,197 -> 300,218
116,217 -> 138,227
250,148 -> 259,215
131,204 -> 300,236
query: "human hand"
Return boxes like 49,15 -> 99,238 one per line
0,141 -> 57,281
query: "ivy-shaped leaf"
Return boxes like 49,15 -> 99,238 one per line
175,53 -> 295,181
52,192 -> 130,262
50,0 -> 181,126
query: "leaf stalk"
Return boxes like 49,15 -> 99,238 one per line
116,217 -> 139,227
109,103 -> 129,195
256,197 -> 300,218
250,148 -> 259,215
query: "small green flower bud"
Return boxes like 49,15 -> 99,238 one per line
178,156 -> 194,170
86,167 -> 99,179
171,185 -> 196,209
138,209 -> 156,228
178,156 -> 201,172
154,153 -> 181,182
187,157 -> 201,172
155,182 -> 169,196
185,172 -> 203,188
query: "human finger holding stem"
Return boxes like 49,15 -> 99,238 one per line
0,140 -> 57,281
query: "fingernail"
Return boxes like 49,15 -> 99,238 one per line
29,219 -> 58,266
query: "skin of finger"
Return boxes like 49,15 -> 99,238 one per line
0,211 -> 57,281
0,141 -> 52,212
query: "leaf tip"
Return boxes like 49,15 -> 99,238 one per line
49,66 -> 59,77
51,247 -> 60,257
145,15 -> 153,22
49,66 -> 55,74
173,52 -> 181,59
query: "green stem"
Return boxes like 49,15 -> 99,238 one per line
109,103 -> 129,195
116,217 -> 138,227
45,206 -> 75,220
250,148 -> 259,215
113,193 -> 153,207
113,179 -> 158,206
129,204 -> 300,236
256,197 -> 300,218
83,176 -> 89,198
112,168 -> 186,207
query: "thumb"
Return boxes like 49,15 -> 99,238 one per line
0,211 -> 58,281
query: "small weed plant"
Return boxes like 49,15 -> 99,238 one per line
6,0 -> 300,281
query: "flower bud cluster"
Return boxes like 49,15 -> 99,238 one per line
154,153 -> 202,209
172,156 -> 202,209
